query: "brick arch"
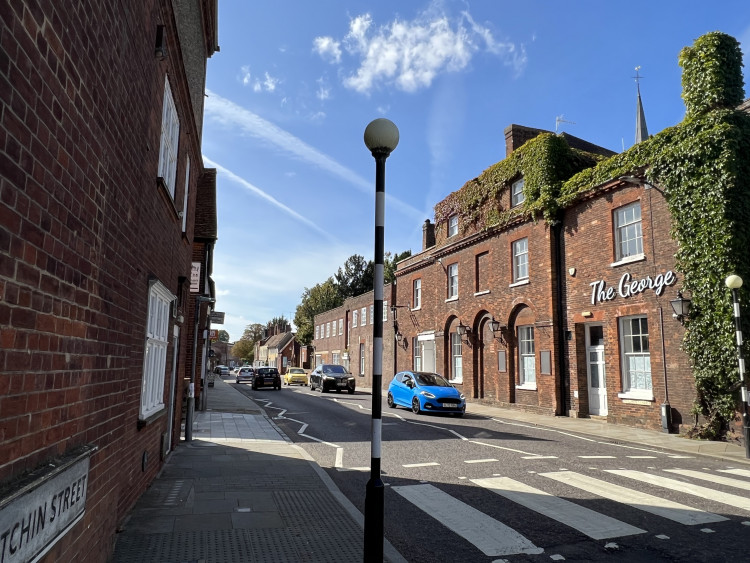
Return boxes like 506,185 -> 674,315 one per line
471,310 -> 494,399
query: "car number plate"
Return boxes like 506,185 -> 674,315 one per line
337,381 -> 347,387
442,404 -> 457,408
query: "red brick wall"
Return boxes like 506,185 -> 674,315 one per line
0,1 -> 208,560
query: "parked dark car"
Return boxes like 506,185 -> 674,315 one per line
235,366 -> 254,384
387,370 -> 465,416
215,365 -> 230,377
309,364 -> 355,394
253,367 -> 281,390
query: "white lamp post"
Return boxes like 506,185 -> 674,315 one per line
363,118 -> 399,562
725,274 -> 750,458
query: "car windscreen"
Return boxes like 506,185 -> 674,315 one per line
323,365 -> 348,374
415,372 -> 451,387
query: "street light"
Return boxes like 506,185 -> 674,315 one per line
725,275 -> 750,458
186,295 -> 215,442
363,118 -> 399,562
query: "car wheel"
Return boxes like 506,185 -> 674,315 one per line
321,385 -> 327,393
411,397 -> 421,414
310,381 -> 315,391
348,388 -> 355,395
387,393 -> 396,408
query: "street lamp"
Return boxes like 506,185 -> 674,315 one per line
363,118 -> 399,562
725,275 -> 750,458
185,295 -> 215,442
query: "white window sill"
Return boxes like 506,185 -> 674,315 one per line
445,296 -> 458,303
610,254 -> 646,268
509,279 -> 529,288
617,392 -> 654,401
474,290 -> 490,297
411,306 -> 421,312
516,383 -> 537,391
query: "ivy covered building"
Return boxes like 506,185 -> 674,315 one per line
390,32 -> 749,439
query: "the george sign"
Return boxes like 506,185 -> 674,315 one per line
589,270 -> 676,306
209,311 -> 225,324
0,456 -> 90,563
190,262 -> 201,293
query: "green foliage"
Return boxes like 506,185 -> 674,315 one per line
231,339 -> 255,363
294,278 -> 344,345
385,250 -> 412,284
679,32 -> 745,118
433,133 -> 603,231
335,254 -> 374,298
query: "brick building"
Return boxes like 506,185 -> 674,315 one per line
313,284 -> 399,388
0,1 -> 218,561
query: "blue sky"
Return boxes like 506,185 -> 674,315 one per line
202,1 -> 750,342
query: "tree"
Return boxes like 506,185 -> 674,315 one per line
334,254 -> 374,298
266,316 -> 290,334
384,250 -> 412,284
241,323 -> 265,343
231,339 -> 254,364
294,278 -> 343,345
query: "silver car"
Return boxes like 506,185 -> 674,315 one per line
235,366 -> 254,384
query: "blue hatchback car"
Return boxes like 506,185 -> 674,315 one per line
387,371 -> 466,416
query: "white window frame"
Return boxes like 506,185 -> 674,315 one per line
181,155 -> 190,232
353,311 -> 358,327
450,331 -> 463,383
614,202 -> 644,262
370,305 -> 374,324
511,178 -> 525,207
359,343 -> 365,375
413,337 -> 421,371
326,322 -> 330,338
517,325 -> 536,388
447,263 -> 458,299
140,280 -> 175,419
618,315 -> 653,398
361,307 -> 367,326
338,319 -> 343,334
413,279 -> 421,309
448,215 -> 459,237
332,353 -> 340,365
315,325 -> 319,340
331,321 -> 336,337
512,238 -> 529,283
158,76 -> 180,198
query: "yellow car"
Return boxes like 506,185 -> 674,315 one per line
284,367 -> 308,386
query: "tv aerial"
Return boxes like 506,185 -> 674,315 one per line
555,114 -> 576,133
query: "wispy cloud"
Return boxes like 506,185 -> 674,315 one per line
313,6 -> 526,94
204,91 -> 424,220
202,155 -> 338,243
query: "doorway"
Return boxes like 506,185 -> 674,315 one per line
586,324 -> 607,416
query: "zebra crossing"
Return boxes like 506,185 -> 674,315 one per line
390,466 -> 750,557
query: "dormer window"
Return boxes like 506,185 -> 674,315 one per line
448,215 -> 459,237
511,178 -> 525,207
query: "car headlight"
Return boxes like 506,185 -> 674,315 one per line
420,391 -> 435,399
322,375 -> 333,380
460,393 -> 465,400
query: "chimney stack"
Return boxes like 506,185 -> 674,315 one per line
422,219 -> 435,250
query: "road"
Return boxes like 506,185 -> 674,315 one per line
233,381 -> 750,562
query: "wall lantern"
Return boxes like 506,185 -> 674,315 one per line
456,321 -> 472,343
669,290 -> 691,324
489,318 -> 504,333
395,331 -> 403,342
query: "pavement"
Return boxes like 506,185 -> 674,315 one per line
111,376 -> 749,563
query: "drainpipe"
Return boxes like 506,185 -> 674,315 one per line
658,307 -> 671,432
553,221 -> 568,416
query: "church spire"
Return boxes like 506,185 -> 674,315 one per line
634,66 -> 649,143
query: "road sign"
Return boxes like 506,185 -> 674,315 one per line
210,311 -> 225,324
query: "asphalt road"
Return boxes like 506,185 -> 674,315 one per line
233,382 -> 750,562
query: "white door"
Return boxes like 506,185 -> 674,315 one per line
421,338 -> 436,372
586,324 -> 607,416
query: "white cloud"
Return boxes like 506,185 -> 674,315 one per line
263,72 -> 279,92
316,77 -> 331,100
240,65 -> 251,86
313,36 -> 342,63
315,8 -> 526,94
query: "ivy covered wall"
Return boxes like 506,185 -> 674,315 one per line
432,31 -> 749,439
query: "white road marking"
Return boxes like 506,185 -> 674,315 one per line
470,440 -> 547,457
335,447 -> 343,469
465,458 -> 499,464
522,456 -> 559,460
472,477 -> 646,540
403,462 -> 440,468
627,456 -> 657,459
298,433 -> 340,448
578,456 -> 616,459
606,470 -> 750,512
718,468 -> 750,479
540,471 -> 727,525
337,466 -> 369,472
392,484 -> 543,556
664,469 -> 750,491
